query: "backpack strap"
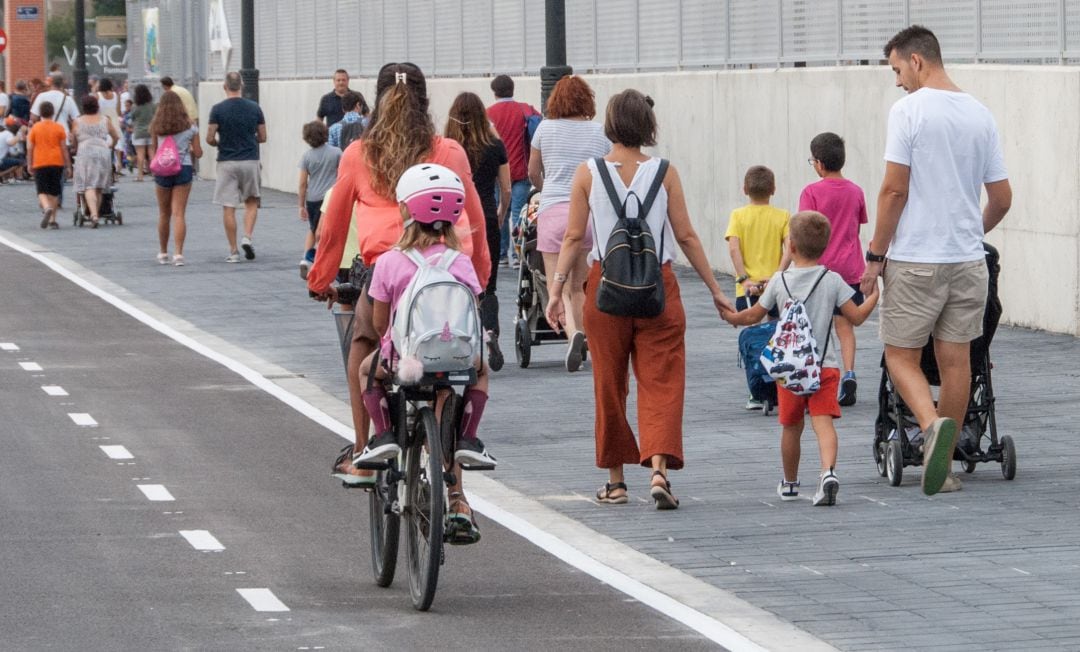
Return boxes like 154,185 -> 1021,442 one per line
592,157 -> 623,216
779,268 -> 834,361
402,248 -> 429,269
435,249 -> 459,270
640,159 -> 669,262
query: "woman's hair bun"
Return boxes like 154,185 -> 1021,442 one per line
644,95 -> 655,108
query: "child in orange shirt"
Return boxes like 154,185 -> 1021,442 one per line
27,100 -> 70,229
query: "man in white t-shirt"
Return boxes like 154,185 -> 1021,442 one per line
30,74 -> 80,138
0,81 -> 10,117
860,25 -> 1012,497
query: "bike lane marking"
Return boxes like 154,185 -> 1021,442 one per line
0,232 -> 837,652
19,361 -> 42,371
100,445 -> 134,460
1,342 -> 20,351
137,484 -> 175,501
42,385 -> 69,396
69,412 -> 98,426
236,588 -> 289,612
179,530 -> 226,552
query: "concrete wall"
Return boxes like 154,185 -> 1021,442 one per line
201,65 -> 1080,336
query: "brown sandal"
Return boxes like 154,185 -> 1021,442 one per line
596,482 -> 628,504
650,471 -> 679,510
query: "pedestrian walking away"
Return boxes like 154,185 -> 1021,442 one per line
307,62 -> 490,488
206,72 -> 267,263
150,91 -> 203,266
724,211 -> 879,506
128,84 -> 156,181
445,91 -> 510,371
327,91 -> 370,150
297,120 -> 341,278
71,95 -> 120,228
545,89 -> 734,510
529,75 -> 612,372
486,74 -> 540,266
861,25 -> 1012,496
160,76 -> 199,124
799,132 -> 869,406
26,101 -> 71,229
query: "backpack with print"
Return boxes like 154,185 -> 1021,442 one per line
591,157 -> 670,318
149,134 -> 182,176
391,248 -> 483,382
759,270 -> 832,396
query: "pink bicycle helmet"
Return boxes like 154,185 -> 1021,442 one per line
395,163 -> 465,227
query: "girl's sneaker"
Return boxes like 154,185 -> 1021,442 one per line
813,469 -> 840,506
455,438 -> 497,467
777,478 -> 800,501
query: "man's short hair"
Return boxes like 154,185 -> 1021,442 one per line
161,76 -> 175,88
491,74 -> 514,99
38,101 -> 55,120
224,72 -> 243,92
303,120 -> 328,148
341,91 -> 362,112
810,132 -> 845,172
789,211 -> 832,260
15,80 -> 27,93
50,73 -> 65,89
883,25 -> 942,64
334,68 -> 348,77
744,165 -> 775,200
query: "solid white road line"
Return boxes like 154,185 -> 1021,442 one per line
0,232 -> 837,652
0,342 -> 19,350
19,361 -> 42,371
99,445 -> 134,460
42,385 -> 69,396
236,588 -> 289,612
68,413 -> 98,426
137,484 -> 175,501
179,530 -> 226,552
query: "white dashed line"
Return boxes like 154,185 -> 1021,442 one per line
1012,567 -> 1032,576
99,445 -> 134,460
68,413 -> 98,426
19,362 -> 42,371
42,385 -> 69,396
179,530 -> 225,551
137,484 -> 175,501
1,343 -> 20,351
236,588 -> 289,612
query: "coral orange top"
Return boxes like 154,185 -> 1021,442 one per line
307,136 -> 491,293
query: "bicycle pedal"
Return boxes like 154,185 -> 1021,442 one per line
458,462 -> 496,472
353,459 -> 391,471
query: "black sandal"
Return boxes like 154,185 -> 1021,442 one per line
596,482 -> 628,504
650,471 -> 679,510
446,492 -> 481,545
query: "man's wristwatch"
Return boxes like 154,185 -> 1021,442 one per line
735,274 -> 750,284
865,249 -> 886,263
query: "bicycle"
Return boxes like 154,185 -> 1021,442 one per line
331,282 -> 492,611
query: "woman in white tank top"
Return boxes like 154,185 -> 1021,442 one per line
95,78 -> 123,173
545,90 -> 734,511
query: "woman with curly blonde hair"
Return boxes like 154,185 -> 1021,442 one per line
307,63 -> 490,496
150,90 -> 202,265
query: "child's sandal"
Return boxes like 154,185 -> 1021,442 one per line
650,470 -> 680,510
596,482 -> 628,504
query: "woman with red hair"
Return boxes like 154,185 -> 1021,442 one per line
528,75 -> 611,372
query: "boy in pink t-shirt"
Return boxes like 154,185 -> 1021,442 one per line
799,132 -> 869,407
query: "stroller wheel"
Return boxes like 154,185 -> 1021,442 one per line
73,211 -> 79,226
115,211 -> 123,225
1000,435 -> 1017,481
961,459 -> 977,474
514,320 -> 531,369
886,439 -> 903,487
875,441 -> 888,477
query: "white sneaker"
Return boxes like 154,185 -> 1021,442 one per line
225,252 -> 241,263
745,397 -> 765,410
813,469 -> 839,506
777,478 -> 800,501
299,259 -> 311,280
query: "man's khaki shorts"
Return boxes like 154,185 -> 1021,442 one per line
213,160 -> 261,207
880,259 -> 988,348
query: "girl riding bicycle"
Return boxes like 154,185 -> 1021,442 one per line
355,163 -> 496,544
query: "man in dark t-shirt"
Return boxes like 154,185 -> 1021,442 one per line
207,72 -> 267,263
316,69 -> 353,127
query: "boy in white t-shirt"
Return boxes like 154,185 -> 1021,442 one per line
723,212 -> 878,506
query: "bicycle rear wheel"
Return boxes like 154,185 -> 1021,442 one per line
368,464 -> 400,587
405,406 -> 444,611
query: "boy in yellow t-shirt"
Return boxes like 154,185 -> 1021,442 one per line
725,165 -> 791,410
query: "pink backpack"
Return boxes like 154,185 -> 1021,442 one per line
149,134 -> 182,176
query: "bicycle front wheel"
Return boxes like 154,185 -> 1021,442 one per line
368,464 -> 400,588
405,406 -> 444,611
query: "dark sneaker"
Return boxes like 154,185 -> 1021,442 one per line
455,438 -> 497,467
921,417 -> 957,496
838,371 -> 857,407
353,431 -> 400,464
565,331 -> 586,372
777,478 -> 800,501
488,336 -> 504,372
241,235 -> 255,260
813,469 -> 839,506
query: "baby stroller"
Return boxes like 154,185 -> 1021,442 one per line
512,207 -> 570,368
872,243 -> 1016,486
74,186 -> 123,226
738,320 -> 778,416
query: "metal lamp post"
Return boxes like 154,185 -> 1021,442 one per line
239,0 -> 259,102
540,0 -> 572,112
72,0 -> 88,97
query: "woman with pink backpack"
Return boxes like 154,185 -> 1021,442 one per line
150,90 -> 202,266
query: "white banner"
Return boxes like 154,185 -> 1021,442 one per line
209,0 -> 232,70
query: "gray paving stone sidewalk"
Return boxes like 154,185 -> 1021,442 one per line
3,176 -> 1080,651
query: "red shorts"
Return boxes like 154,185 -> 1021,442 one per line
776,367 -> 841,426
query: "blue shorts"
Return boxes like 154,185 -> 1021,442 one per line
833,283 -> 864,316
1,157 -> 24,171
154,165 -> 194,189
306,200 -> 322,234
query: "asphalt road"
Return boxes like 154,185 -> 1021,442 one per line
0,244 -> 713,651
